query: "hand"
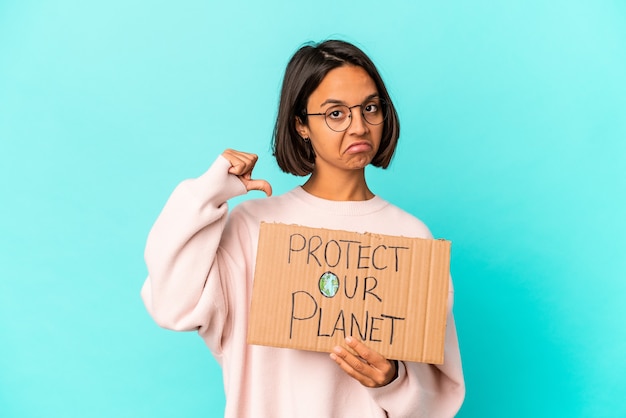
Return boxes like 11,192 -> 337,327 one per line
222,149 -> 272,196
330,336 -> 398,388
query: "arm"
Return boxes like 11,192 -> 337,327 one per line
141,151 -> 271,337
141,155 -> 246,331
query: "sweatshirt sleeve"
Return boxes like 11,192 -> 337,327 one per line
367,284 -> 465,418
140,155 -> 247,344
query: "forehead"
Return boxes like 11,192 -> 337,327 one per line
307,65 -> 378,106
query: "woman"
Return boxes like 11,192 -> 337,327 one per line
142,40 -> 465,417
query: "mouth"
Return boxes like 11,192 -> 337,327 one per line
344,141 -> 373,154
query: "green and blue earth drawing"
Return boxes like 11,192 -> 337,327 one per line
319,271 -> 339,298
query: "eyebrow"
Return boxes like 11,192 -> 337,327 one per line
319,93 -> 380,108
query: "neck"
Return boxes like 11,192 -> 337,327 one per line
302,169 -> 374,201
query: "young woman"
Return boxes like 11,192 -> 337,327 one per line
142,40 -> 465,417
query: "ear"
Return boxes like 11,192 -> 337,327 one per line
295,116 -> 310,139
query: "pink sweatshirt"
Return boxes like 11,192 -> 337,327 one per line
142,156 -> 465,418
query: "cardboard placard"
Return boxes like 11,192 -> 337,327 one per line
247,222 -> 451,364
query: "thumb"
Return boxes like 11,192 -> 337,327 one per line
244,179 -> 273,197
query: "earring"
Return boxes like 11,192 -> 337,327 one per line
303,137 -> 310,142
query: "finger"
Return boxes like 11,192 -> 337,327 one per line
332,343 -> 376,380
330,350 -> 374,387
331,339 -> 396,387
223,149 -> 258,163
222,150 -> 258,175
244,179 -> 273,197
344,336 -> 386,367
228,161 -> 247,176
345,337 -> 396,384
228,156 -> 256,176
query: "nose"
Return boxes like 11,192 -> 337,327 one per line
347,105 -> 368,135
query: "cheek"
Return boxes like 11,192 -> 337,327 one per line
373,127 -> 384,146
310,128 -> 342,145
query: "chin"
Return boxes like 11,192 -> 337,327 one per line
347,157 -> 373,169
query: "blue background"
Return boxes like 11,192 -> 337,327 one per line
1,1 -> 625,417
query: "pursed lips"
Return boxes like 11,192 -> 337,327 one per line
344,141 -> 373,154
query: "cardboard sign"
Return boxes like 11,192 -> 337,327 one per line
247,222 -> 451,364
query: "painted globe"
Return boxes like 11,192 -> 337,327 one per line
319,271 -> 339,298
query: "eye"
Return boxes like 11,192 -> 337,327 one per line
364,102 -> 379,114
326,107 -> 347,120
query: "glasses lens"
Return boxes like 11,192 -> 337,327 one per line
363,99 -> 385,126
324,105 -> 351,132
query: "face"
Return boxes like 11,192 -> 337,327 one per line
296,65 -> 383,174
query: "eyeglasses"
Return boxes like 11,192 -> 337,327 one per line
304,98 -> 387,132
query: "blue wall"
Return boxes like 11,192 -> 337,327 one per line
1,1 -> 624,417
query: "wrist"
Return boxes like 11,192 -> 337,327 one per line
389,360 -> 399,384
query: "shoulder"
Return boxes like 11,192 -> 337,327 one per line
226,188 -> 301,230
374,200 -> 434,239
231,191 -> 293,219
220,189 -> 303,253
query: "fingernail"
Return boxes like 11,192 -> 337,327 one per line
345,336 -> 353,344
329,353 -> 337,361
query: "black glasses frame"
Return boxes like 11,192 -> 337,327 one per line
304,98 -> 387,132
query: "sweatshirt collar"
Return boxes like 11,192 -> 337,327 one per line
289,186 -> 389,216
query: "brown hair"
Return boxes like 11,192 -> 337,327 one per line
272,40 -> 400,176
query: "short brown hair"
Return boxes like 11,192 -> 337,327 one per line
272,40 -> 400,176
